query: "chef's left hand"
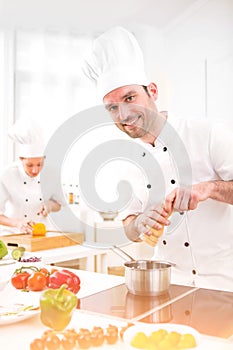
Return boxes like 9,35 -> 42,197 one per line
38,202 -> 51,217
164,183 -> 212,213
38,200 -> 61,217
15,219 -> 35,234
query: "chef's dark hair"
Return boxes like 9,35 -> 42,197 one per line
142,85 -> 150,97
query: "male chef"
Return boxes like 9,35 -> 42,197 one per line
83,26 -> 233,291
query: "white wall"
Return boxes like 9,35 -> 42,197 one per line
161,0 -> 233,129
0,31 -> 15,169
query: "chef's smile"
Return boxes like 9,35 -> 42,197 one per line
122,114 -> 141,129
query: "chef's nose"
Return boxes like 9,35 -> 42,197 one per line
31,166 -> 40,174
118,103 -> 132,122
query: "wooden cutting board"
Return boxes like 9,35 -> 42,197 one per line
1,231 -> 84,252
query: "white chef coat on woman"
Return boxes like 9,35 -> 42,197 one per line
119,118 -> 233,292
0,160 -> 63,233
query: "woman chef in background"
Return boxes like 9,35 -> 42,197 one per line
0,118 -> 64,234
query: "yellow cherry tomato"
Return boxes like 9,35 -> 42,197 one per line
177,333 -> 197,348
130,332 -> 148,348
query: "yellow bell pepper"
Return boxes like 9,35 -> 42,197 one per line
32,223 -> 47,237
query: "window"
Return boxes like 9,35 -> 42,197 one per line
14,29 -> 96,142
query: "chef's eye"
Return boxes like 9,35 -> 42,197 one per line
125,95 -> 135,102
107,104 -> 118,112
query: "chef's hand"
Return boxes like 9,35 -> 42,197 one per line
135,204 -> 171,237
38,200 -> 61,217
142,227 -> 165,247
38,204 -> 49,217
15,219 -> 34,234
164,183 -> 212,213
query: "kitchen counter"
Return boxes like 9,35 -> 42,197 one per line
0,243 -> 108,272
27,243 -> 108,272
0,265 -> 232,349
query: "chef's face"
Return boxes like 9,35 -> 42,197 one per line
20,157 -> 45,177
103,83 -> 158,139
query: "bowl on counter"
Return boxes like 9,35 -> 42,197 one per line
98,211 -> 118,221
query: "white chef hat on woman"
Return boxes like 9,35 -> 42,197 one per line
83,26 -> 149,99
8,118 -> 45,158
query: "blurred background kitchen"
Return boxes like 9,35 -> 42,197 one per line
0,0 -> 232,269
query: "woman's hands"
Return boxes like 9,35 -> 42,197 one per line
14,219 -> 35,234
38,200 -> 61,217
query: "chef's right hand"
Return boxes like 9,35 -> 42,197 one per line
14,219 -> 34,234
135,204 -> 171,236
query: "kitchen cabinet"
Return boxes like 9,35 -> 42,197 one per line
163,0 -> 233,129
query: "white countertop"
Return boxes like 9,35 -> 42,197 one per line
0,264 -> 232,350
0,243 -> 109,272
26,244 -> 107,264
0,265 -> 125,302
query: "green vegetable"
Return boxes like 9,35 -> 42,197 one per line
0,240 -> 8,259
40,284 -> 78,331
11,247 -> 25,260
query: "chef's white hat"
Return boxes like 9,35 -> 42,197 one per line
83,26 -> 149,98
8,118 -> 45,158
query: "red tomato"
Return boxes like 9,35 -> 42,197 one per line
11,271 -> 30,289
105,330 -> 118,344
40,267 -> 50,286
61,335 -> 76,350
27,271 -> 47,291
90,332 -> 105,347
90,326 -> 104,347
44,335 -> 60,350
40,267 -> 49,275
30,338 -> 45,350
77,334 -> 92,349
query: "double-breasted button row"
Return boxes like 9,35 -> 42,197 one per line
146,180 -> 176,189
162,240 -> 190,248
25,198 -> 42,201
142,146 -> 168,157
23,180 -> 40,184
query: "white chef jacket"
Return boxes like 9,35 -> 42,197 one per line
118,118 -> 233,292
0,161 -> 64,233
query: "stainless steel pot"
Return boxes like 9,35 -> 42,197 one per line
111,246 -> 175,296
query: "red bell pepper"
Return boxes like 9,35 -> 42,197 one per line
48,269 -> 81,294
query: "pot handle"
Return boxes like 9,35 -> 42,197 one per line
111,245 -> 135,262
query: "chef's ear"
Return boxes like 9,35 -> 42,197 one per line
147,82 -> 158,100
